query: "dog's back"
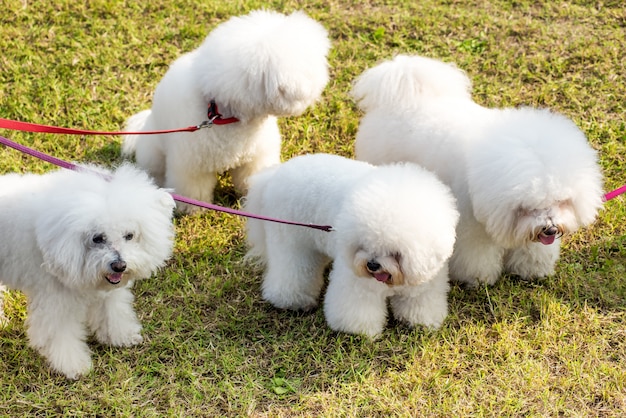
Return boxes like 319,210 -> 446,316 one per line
244,154 -> 374,262
352,55 -> 489,188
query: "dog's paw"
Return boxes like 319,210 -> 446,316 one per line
452,271 -> 500,287
96,323 -> 143,347
414,311 -> 446,330
45,344 -> 93,380
56,359 -> 92,380
391,292 -> 448,330
107,331 -> 144,347
326,315 -> 385,339
262,286 -> 319,311
266,295 -> 319,311
504,244 -> 558,279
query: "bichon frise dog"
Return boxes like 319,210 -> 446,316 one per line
0,163 -> 176,379
351,54 -> 604,286
122,9 -> 331,213
244,154 -> 459,338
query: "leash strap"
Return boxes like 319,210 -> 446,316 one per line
0,135 -> 332,232
0,101 -> 239,135
0,117 -> 200,136
603,185 -> 626,202
171,193 -> 332,230
0,134 -> 75,170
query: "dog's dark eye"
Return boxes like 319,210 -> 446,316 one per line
124,232 -> 134,241
92,233 -> 106,244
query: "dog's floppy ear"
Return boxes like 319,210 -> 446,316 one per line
35,205 -> 87,286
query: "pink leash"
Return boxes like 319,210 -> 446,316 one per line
0,134 -> 332,232
603,185 -> 626,202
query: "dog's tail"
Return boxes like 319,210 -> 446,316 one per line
121,109 -> 153,157
351,54 -> 472,112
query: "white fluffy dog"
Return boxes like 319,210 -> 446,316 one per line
0,164 -> 176,379
352,54 -> 604,286
244,154 -> 459,338
122,10 -> 330,213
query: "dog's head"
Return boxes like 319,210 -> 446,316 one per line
337,163 -> 459,287
514,202 -> 573,246
477,200 -> 587,249
195,10 -> 331,120
467,107 -> 604,248
36,164 -> 175,290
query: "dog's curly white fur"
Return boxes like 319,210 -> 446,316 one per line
122,10 -> 330,213
0,164 -> 175,379
244,154 -> 459,338
352,54 -> 604,286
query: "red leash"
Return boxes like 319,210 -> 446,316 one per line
0,134 -> 332,232
0,117 -> 200,136
0,100 -> 238,135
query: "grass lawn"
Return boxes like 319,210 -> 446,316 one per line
1,0 -> 625,416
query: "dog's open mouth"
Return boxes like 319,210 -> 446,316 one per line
105,273 -> 123,285
538,233 -> 556,245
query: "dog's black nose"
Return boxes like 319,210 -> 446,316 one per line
542,225 -> 559,236
366,260 -> 381,272
110,260 -> 127,273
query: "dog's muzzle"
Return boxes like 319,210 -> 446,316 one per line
105,260 -> 127,285
366,259 -> 392,284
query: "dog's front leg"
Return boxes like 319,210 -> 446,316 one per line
390,269 -> 450,330
164,150 -> 219,213
87,286 -> 143,347
450,217 -> 505,286
324,266 -> 388,339
504,241 -> 560,279
229,144 -> 280,195
25,289 -> 92,379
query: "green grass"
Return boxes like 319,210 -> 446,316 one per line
1,0 -> 625,416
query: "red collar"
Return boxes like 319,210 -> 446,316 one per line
207,100 -> 239,125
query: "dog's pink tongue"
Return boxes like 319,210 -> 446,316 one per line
106,273 -> 123,284
539,234 -> 556,245
374,273 -> 391,283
